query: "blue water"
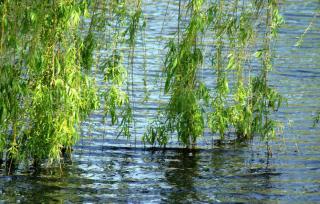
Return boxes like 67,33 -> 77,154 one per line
1,0 -> 320,203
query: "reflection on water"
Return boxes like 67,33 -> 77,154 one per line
161,151 -> 200,203
0,146 -> 276,203
1,144 -> 320,202
1,0 -> 320,202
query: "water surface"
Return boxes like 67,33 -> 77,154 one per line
1,0 -> 320,203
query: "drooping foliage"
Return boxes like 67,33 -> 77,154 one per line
89,0 -> 144,140
0,0 -> 289,171
295,8 -> 320,127
144,0 -> 285,147
143,0 -> 210,148
0,0 -> 144,170
0,0 -> 101,169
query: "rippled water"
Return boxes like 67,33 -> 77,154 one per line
1,0 -> 320,203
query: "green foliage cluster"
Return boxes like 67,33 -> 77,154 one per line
143,0 -> 210,148
0,0 -> 101,170
0,0 -> 143,171
144,0 -> 285,147
0,0 -> 299,170
0,0 -> 99,169
94,0 -> 145,140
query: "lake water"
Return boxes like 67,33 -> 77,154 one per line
1,0 -> 320,203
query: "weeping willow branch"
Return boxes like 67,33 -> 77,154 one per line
0,0 -> 101,170
0,0 -> 287,169
144,0 -> 285,148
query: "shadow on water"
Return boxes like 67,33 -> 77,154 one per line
0,144 -> 284,203
0,163 -> 83,203
1,139 -> 320,203
143,144 -> 280,203
160,151 -> 201,203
